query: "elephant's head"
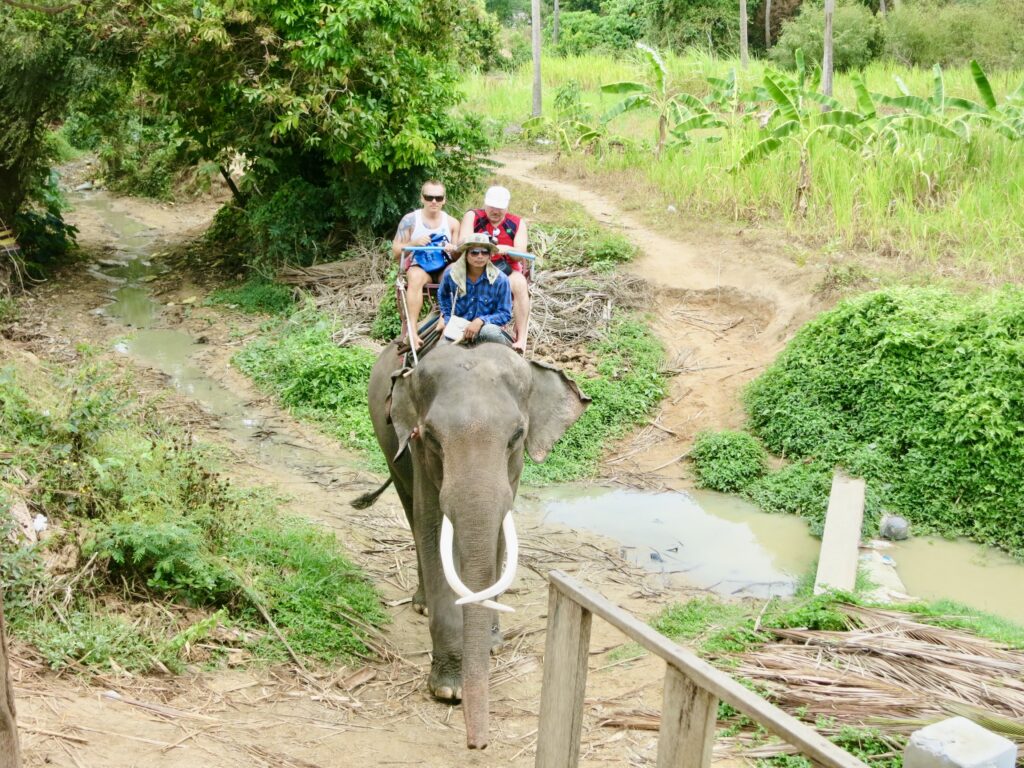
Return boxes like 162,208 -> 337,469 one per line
388,343 -> 589,749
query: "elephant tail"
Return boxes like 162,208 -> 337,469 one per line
350,478 -> 393,509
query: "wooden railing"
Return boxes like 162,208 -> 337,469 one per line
535,571 -> 870,768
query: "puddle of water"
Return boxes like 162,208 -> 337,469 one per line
77,193 -> 154,250
524,486 -> 819,598
890,538 -> 1024,624
118,330 -> 326,469
107,285 -> 161,327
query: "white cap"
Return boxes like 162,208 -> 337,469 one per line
483,185 -> 511,209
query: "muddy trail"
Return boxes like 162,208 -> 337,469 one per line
495,153 -> 826,478
5,156 -> 822,767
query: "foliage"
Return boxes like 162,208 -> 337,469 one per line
690,430 -> 767,493
643,0 -> 741,55
743,287 -> 1024,556
546,9 -> 643,56
771,2 -> 884,73
522,80 -> 607,156
234,307 -> 382,462
455,0 -> 511,72
602,43 -> 725,155
524,317 -> 665,483
208,278 -> 296,316
884,0 -> 1024,71
371,265 -> 403,342
0,351 -> 385,671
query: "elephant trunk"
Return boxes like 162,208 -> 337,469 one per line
463,602 -> 492,749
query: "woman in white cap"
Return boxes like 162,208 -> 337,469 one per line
460,185 -> 530,353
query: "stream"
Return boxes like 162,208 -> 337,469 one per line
78,191 -> 1024,625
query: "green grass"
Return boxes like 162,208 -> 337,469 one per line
0,349 -> 385,673
464,53 -> 1024,277
523,316 -> 666,483
233,306 -> 382,466
208,277 -> 296,315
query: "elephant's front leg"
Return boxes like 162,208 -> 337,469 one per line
412,495 -> 464,701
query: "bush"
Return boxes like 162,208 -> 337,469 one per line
744,287 -> 1024,555
547,10 -> 642,56
884,0 -> 1024,70
771,2 -> 884,72
690,430 -> 767,493
208,278 -> 296,315
644,0 -> 741,55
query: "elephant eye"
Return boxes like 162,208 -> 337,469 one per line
508,426 -> 525,448
422,428 -> 443,453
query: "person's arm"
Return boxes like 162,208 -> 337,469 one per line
477,277 -> 512,327
503,217 -> 529,262
445,214 -> 461,255
437,274 -> 454,322
459,210 -> 475,245
392,211 -> 416,261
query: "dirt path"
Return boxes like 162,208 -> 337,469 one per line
6,153 -> 829,766
495,153 -> 826,477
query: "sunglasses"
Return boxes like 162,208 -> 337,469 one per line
422,194 -> 445,202
467,249 -> 490,256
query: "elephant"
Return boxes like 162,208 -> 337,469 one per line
356,340 -> 589,749
1,592 -> 20,768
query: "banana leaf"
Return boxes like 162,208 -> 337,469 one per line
945,97 -> 987,114
814,124 -> 865,152
932,64 -> 945,111
734,135 -> 786,169
851,74 -> 877,119
874,92 -> 934,115
878,114 -> 964,142
970,60 -> 998,110
671,113 -> 725,136
601,81 -> 648,96
804,90 -> 844,112
602,93 -> 651,123
764,72 -> 800,123
819,110 -> 867,128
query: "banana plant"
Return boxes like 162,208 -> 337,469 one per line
959,60 -> 1024,141
521,114 -> 607,157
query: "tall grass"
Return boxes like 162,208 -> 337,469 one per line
463,53 -> 1024,276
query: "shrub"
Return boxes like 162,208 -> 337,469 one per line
884,0 -> 1024,70
547,9 -> 642,56
208,278 -> 296,315
644,0 -> 741,55
744,287 -> 1024,555
771,2 -> 884,72
690,430 -> 767,493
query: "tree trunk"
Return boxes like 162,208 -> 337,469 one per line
0,593 -> 21,768
739,0 -> 749,68
822,0 -> 835,98
552,0 -> 559,47
878,0 -> 887,15
764,0 -> 772,46
531,0 -> 542,117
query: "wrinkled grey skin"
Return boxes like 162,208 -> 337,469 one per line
366,341 -> 589,749
1,593 -> 21,768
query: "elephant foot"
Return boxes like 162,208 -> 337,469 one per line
428,655 -> 462,703
412,586 -> 428,616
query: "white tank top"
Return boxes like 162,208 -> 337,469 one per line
412,209 -> 452,246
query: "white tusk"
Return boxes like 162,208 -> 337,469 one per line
455,512 -> 518,606
440,516 -> 513,613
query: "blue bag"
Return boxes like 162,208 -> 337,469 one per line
411,247 -> 447,273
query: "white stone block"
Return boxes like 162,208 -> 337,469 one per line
904,716 -> 1018,768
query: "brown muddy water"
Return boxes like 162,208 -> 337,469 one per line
76,192 -> 1024,626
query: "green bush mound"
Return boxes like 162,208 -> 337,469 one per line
208,277 -> 296,316
723,287 -> 1024,555
690,430 -> 767,493
234,308 -> 381,461
0,353 -> 385,672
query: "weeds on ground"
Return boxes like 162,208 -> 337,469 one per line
523,316 -> 665,483
208,278 -> 296,316
691,287 -> 1024,556
0,351 -> 385,673
233,306 -> 382,466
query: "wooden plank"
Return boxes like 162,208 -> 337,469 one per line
656,665 -> 717,768
814,471 -> 866,595
547,570 -> 869,768
535,581 -> 592,768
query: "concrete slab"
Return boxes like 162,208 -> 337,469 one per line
904,716 -> 1018,768
813,471 -> 865,595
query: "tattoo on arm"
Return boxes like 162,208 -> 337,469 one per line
395,212 -> 416,243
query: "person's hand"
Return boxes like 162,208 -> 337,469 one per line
412,234 -> 431,247
463,318 -> 484,341
442,242 -> 455,256
436,316 -> 446,333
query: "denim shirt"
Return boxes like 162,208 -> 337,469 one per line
437,269 -> 512,327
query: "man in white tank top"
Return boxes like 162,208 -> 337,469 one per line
392,180 -> 461,349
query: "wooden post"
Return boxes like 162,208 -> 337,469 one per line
764,0 -> 772,46
657,666 -> 718,768
535,582 -> 592,768
531,0 -> 542,117
552,0 -> 560,46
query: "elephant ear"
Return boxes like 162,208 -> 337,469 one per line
525,360 -> 591,462
388,369 -> 418,460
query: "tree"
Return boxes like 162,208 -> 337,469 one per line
822,0 -> 835,98
764,0 -> 772,46
739,0 -> 749,68
532,0 -> 543,116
